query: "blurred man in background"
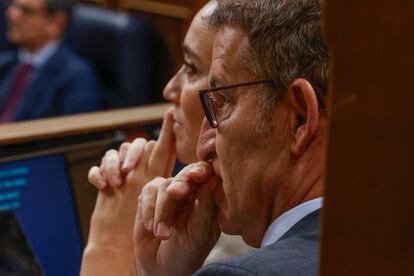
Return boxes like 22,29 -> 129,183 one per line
0,0 -> 100,123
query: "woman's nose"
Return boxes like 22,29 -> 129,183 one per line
163,69 -> 182,104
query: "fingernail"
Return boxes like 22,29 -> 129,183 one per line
156,222 -> 172,238
122,161 -> 131,171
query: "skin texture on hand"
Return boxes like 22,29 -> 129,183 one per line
134,162 -> 221,276
81,141 -> 156,276
81,110 -> 177,276
88,108 -> 176,190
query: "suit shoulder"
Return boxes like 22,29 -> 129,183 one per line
0,50 -> 17,68
196,231 -> 319,276
54,45 -> 95,74
195,262 -> 256,276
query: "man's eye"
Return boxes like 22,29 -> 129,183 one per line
211,93 -> 226,108
211,93 -> 232,120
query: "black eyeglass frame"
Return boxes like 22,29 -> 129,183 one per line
198,79 -> 272,128
198,79 -> 328,129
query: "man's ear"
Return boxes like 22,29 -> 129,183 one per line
49,12 -> 68,38
288,78 -> 320,156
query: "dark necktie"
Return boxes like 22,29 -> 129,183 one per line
0,63 -> 32,123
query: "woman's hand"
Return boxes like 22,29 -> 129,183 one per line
87,108 -> 176,189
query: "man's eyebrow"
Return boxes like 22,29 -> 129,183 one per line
209,77 -> 217,88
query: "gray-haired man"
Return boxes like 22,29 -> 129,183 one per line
133,0 -> 329,275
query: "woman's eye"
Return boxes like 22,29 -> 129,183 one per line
183,61 -> 196,75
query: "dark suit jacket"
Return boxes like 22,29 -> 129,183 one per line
0,44 -> 101,122
195,209 -> 321,276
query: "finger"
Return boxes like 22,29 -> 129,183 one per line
148,108 -> 176,177
125,141 -> 156,194
101,149 -> 123,187
187,175 -> 221,250
118,142 -> 131,164
122,138 -> 147,173
153,179 -> 178,240
167,162 -> 214,200
88,166 -> 108,189
162,147 -> 176,178
139,178 -> 167,232
136,140 -> 156,170
134,198 -> 161,270
191,174 -> 220,229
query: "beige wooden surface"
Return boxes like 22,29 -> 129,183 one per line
0,103 -> 171,146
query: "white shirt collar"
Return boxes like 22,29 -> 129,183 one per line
19,40 -> 60,69
260,197 -> 323,248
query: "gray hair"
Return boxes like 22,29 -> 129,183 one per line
208,0 -> 328,133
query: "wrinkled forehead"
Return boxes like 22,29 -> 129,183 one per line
209,25 -> 254,86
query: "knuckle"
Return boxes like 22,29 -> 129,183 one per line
107,162 -> 119,172
132,137 -> 148,145
141,199 -> 156,213
87,168 -> 97,182
142,181 -> 155,193
105,149 -> 116,157
119,142 -> 131,151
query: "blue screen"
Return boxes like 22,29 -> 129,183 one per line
0,153 -> 83,276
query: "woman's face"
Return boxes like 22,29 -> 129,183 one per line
163,9 -> 215,164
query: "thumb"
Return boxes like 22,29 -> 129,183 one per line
188,175 -> 221,244
134,201 -> 160,268
148,108 -> 176,177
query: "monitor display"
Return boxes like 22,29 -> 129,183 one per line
0,153 -> 83,276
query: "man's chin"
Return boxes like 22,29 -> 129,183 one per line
6,32 -> 17,43
213,188 -> 240,236
6,33 -> 23,45
216,213 -> 240,236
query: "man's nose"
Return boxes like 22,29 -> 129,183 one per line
7,3 -> 20,22
196,118 -> 216,161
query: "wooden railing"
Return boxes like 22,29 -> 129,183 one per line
0,103 -> 171,146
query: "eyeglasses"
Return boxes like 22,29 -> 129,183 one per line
6,0 -> 49,17
198,79 -> 272,128
198,79 -> 328,129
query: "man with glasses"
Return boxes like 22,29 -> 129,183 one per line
0,0 -> 100,123
132,0 -> 329,275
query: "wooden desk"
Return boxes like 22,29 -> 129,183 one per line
0,103 -> 171,146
